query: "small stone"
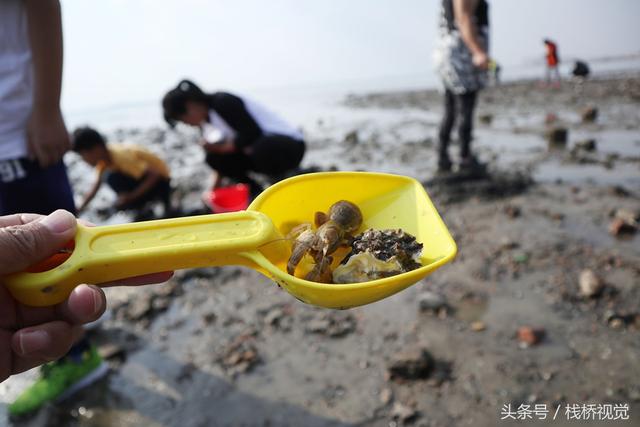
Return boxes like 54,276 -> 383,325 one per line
545,127 -> 568,146
201,312 -> 217,325
517,326 -> 545,347
544,113 -> 558,125
470,321 -> 486,332
391,402 -> 418,423
540,371 -> 553,381
344,130 -> 359,146
417,291 -> 448,313
479,114 -> 493,125
499,238 -> 519,251
388,347 -> 434,380
98,343 -> 125,360
380,388 -> 394,405
306,318 -> 331,333
609,218 -> 637,236
609,318 -> 624,329
613,208 -> 639,225
574,139 -> 597,152
609,186 -> 631,197
581,106 -> 598,123
579,269 -> 603,298
504,204 -> 521,218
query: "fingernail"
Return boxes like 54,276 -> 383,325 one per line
18,330 -> 51,355
40,210 -> 75,234
89,285 -> 104,317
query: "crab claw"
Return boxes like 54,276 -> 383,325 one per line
287,229 -> 316,275
304,255 -> 333,283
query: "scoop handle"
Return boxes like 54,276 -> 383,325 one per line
4,212 -> 279,307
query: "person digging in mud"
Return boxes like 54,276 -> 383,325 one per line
433,0 -> 490,174
72,127 -> 173,221
162,79 -> 306,200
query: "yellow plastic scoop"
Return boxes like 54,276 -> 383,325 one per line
4,172 -> 457,308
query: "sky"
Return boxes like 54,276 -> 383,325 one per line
60,0 -> 640,115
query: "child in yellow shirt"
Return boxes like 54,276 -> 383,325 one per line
72,127 -> 172,219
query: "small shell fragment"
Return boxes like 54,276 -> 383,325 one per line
333,252 -> 404,284
333,229 -> 423,284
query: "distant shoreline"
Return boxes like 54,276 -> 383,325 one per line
343,69 -> 640,110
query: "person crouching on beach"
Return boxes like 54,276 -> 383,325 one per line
71,127 -> 172,220
162,79 -> 306,198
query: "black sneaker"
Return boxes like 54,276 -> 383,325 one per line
458,155 -> 488,179
459,155 -> 484,171
437,156 -> 453,173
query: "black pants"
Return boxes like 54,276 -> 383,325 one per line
438,89 -> 478,161
206,135 -> 305,196
105,171 -> 171,211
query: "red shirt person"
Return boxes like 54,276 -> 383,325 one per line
543,39 -> 561,85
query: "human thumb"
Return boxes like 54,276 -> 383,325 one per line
0,210 -> 76,275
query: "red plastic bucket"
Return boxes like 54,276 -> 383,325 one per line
207,184 -> 250,213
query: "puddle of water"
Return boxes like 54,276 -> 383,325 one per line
568,129 -> 640,157
534,158 -> 640,187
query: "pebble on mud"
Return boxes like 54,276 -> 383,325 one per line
504,204 -> 522,218
544,113 -> 558,125
417,291 -> 448,313
98,343 -> 125,361
517,326 -> 546,347
609,218 -> 637,237
470,321 -> 486,332
479,113 -> 493,125
604,310 -> 639,330
580,106 -> 598,123
388,347 -> 434,380
574,139 -> 597,152
344,130 -> 359,146
545,127 -> 568,147
391,402 -> 418,423
579,269 -> 604,298
380,388 -> 394,405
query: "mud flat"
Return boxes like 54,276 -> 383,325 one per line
1,74 -> 639,426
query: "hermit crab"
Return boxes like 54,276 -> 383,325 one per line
286,200 -> 363,282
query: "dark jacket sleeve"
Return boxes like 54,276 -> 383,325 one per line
209,92 -> 263,149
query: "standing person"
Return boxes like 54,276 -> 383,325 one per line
544,39 -> 561,86
162,79 -> 306,198
433,0 -> 490,173
0,0 -> 107,417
